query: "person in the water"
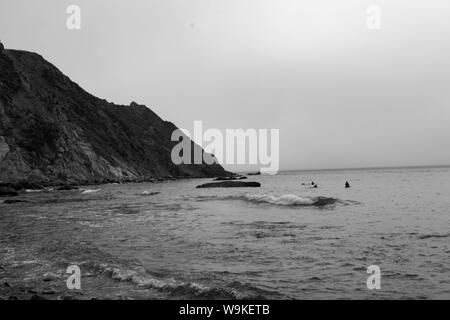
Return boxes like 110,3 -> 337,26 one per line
303,181 -> 317,188
345,181 -> 350,188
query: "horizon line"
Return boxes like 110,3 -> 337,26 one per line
233,164 -> 450,174
280,164 -> 450,173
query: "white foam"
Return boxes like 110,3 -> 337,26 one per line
81,189 -> 101,194
244,193 -> 316,206
141,190 -> 159,196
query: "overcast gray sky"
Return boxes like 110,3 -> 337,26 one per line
1,0 -> 449,171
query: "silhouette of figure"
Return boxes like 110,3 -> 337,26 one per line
345,181 -> 350,188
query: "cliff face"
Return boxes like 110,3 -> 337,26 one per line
0,45 -> 228,185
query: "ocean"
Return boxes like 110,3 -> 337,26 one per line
0,166 -> 449,299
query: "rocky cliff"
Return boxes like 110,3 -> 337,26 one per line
0,43 -> 228,186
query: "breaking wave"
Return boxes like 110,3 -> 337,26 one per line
196,194 -> 347,207
83,262 -> 269,299
141,190 -> 160,196
81,189 -> 101,194
242,194 -> 339,206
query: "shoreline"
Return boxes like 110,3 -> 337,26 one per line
0,172 -> 237,196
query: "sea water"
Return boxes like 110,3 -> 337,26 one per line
0,166 -> 449,299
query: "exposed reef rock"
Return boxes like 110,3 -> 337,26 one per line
196,181 -> 261,188
3,199 -> 28,204
0,186 -> 18,197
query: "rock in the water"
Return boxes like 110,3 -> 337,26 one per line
43,272 -> 58,282
247,171 -> 261,176
10,181 -> 44,191
56,185 -> 78,191
214,175 -> 247,181
196,181 -> 261,188
3,199 -> 28,204
214,176 -> 238,181
0,187 -> 18,197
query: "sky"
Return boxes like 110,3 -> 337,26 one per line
1,0 -> 449,171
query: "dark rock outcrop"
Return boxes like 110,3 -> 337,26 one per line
214,175 -> 246,181
0,45 -> 229,186
56,185 -> 78,191
214,176 -> 238,181
6,181 -> 44,190
3,199 -> 28,204
0,186 -> 18,197
196,181 -> 261,188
